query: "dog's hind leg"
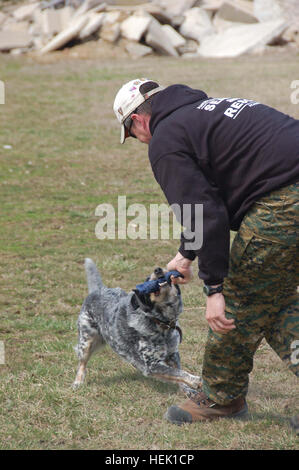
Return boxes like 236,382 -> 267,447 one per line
73,315 -> 105,389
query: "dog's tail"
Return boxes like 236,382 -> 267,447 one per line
84,258 -> 103,294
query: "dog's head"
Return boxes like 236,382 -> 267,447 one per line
131,267 -> 183,321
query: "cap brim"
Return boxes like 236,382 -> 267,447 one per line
120,124 -> 130,144
120,124 -> 125,144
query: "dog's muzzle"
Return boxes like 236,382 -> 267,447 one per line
135,270 -> 184,295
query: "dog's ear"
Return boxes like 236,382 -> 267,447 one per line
131,289 -> 153,311
130,291 -> 140,310
174,284 -> 181,296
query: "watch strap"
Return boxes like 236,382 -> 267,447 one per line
203,284 -> 223,296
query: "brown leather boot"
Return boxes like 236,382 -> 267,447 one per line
165,391 -> 248,425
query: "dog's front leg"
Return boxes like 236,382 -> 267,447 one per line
166,354 -> 200,396
148,362 -> 202,390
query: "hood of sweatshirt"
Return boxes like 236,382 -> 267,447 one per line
149,84 -> 208,135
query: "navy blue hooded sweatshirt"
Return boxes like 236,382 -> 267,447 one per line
148,85 -> 299,285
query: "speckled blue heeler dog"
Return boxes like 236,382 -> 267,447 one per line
73,258 -> 201,392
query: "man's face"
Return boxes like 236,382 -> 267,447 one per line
129,113 -> 152,144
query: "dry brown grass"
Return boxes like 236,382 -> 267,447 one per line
0,48 -> 298,450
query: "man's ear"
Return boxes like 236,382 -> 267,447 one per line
130,113 -> 140,124
131,113 -> 147,129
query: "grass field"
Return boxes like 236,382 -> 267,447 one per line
0,48 -> 298,450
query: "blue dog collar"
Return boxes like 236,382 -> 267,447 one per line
135,270 -> 184,295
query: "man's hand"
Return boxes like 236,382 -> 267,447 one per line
167,252 -> 193,284
205,293 -> 236,334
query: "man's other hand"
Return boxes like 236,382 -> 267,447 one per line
205,293 -> 236,334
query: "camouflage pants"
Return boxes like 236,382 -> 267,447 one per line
202,182 -> 299,405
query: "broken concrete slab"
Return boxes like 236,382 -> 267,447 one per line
0,30 -> 33,51
73,0 -> 107,18
217,1 -> 258,24
201,0 -> 224,14
79,12 -> 105,39
145,15 -> 179,56
0,0 -> 293,58
0,12 -> 6,27
125,41 -> 153,58
40,9 -> 64,36
213,15 -> 244,32
32,7 -> 43,28
100,21 -> 120,42
35,7 -> 74,37
152,0 -> 198,18
198,19 -> 288,57
283,23 -> 299,44
102,10 -> 122,25
40,15 -> 88,54
3,20 -> 30,33
120,11 -> 151,42
32,36 -> 47,49
140,3 -> 174,25
12,2 -> 39,21
180,8 -> 215,43
161,24 -> 187,49
151,0 -> 199,27
254,0 -> 285,22
10,48 -> 28,56
28,21 -> 43,37
59,6 -> 75,30
178,38 -> 199,55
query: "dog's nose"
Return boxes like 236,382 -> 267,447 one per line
154,267 -> 164,278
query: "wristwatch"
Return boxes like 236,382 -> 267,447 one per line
203,284 -> 223,296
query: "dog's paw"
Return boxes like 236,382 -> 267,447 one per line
72,381 -> 82,390
188,374 -> 202,390
179,384 -> 200,398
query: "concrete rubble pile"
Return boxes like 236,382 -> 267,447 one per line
0,0 -> 297,58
